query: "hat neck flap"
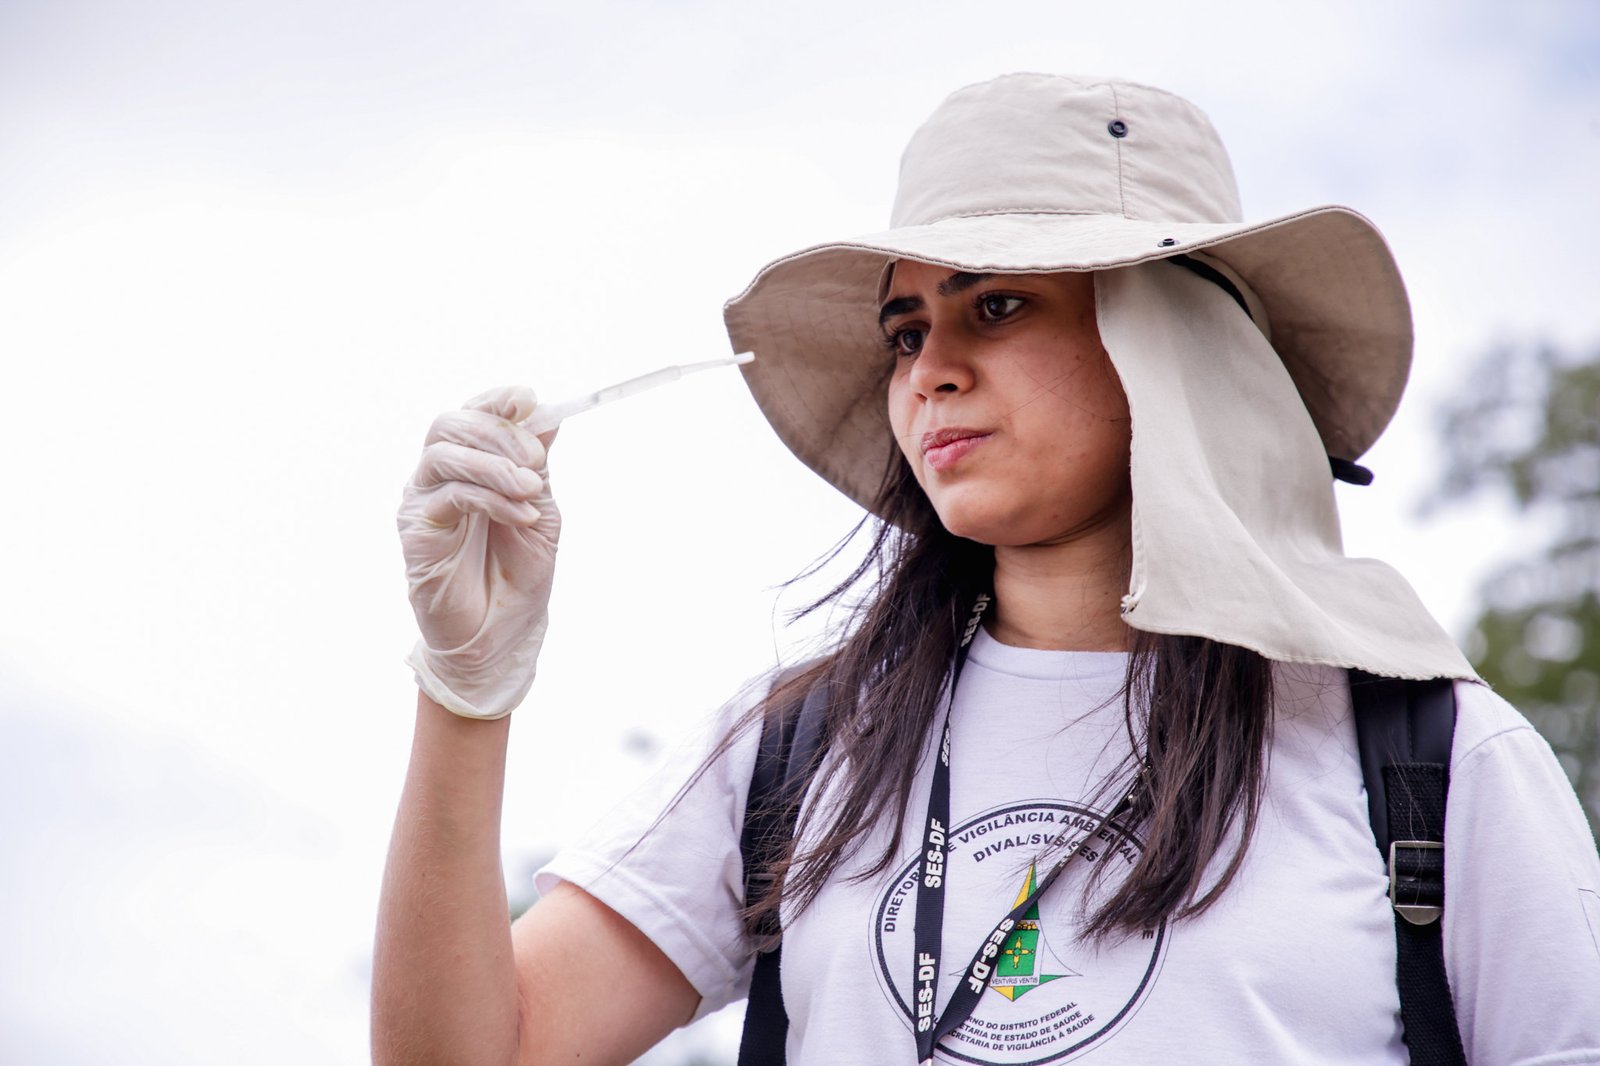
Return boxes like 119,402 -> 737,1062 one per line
1099,261 -> 1474,681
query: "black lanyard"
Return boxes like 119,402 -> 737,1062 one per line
910,594 -> 1139,1065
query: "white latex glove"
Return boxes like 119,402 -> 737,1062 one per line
398,386 -> 560,720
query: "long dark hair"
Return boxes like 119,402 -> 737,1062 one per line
700,449 -> 1274,948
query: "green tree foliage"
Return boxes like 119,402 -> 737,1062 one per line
1429,341 -> 1600,838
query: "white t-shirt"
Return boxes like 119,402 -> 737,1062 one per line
537,629 -> 1600,1064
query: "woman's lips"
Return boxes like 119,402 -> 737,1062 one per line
921,428 -> 990,472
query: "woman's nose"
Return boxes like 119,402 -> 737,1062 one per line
906,333 -> 976,399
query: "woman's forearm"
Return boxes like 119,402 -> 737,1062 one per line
372,692 -> 520,1066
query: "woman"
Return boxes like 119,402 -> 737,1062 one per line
374,74 -> 1600,1065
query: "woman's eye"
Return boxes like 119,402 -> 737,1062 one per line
977,294 -> 1024,320
892,328 -> 925,356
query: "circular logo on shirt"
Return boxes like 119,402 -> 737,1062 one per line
870,801 -> 1166,1065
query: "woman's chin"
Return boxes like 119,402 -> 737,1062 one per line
934,504 -> 1033,547
932,492 -> 1133,550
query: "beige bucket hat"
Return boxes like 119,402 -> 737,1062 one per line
723,72 -> 1474,679
726,72 -> 1410,508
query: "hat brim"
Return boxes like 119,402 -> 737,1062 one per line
724,206 -> 1411,515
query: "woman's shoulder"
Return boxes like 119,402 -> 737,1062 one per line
1444,679 -> 1595,862
1448,677 -> 1544,771
1264,663 -> 1549,767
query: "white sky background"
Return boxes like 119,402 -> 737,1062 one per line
0,1 -> 1596,1061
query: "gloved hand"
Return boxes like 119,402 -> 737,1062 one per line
398,386 -> 560,720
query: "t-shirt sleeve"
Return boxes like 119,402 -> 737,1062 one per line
1444,680 -> 1600,1065
533,673 -> 769,1020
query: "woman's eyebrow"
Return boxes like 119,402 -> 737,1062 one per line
878,295 -> 921,326
878,272 -> 999,326
937,271 -> 996,296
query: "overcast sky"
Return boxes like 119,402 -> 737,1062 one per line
1,1 -> 1597,1062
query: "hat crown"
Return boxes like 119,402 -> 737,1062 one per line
890,73 -> 1244,229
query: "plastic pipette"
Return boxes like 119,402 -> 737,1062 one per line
520,352 -> 755,435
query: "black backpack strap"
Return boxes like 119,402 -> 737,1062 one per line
737,675 -> 833,1066
1349,670 -> 1468,1066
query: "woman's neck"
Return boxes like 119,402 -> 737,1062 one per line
986,511 -> 1133,652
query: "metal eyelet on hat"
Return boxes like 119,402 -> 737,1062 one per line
1159,237 -> 1177,247
1107,119 -> 1129,138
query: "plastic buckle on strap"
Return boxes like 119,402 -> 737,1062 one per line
1388,840 -> 1444,926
